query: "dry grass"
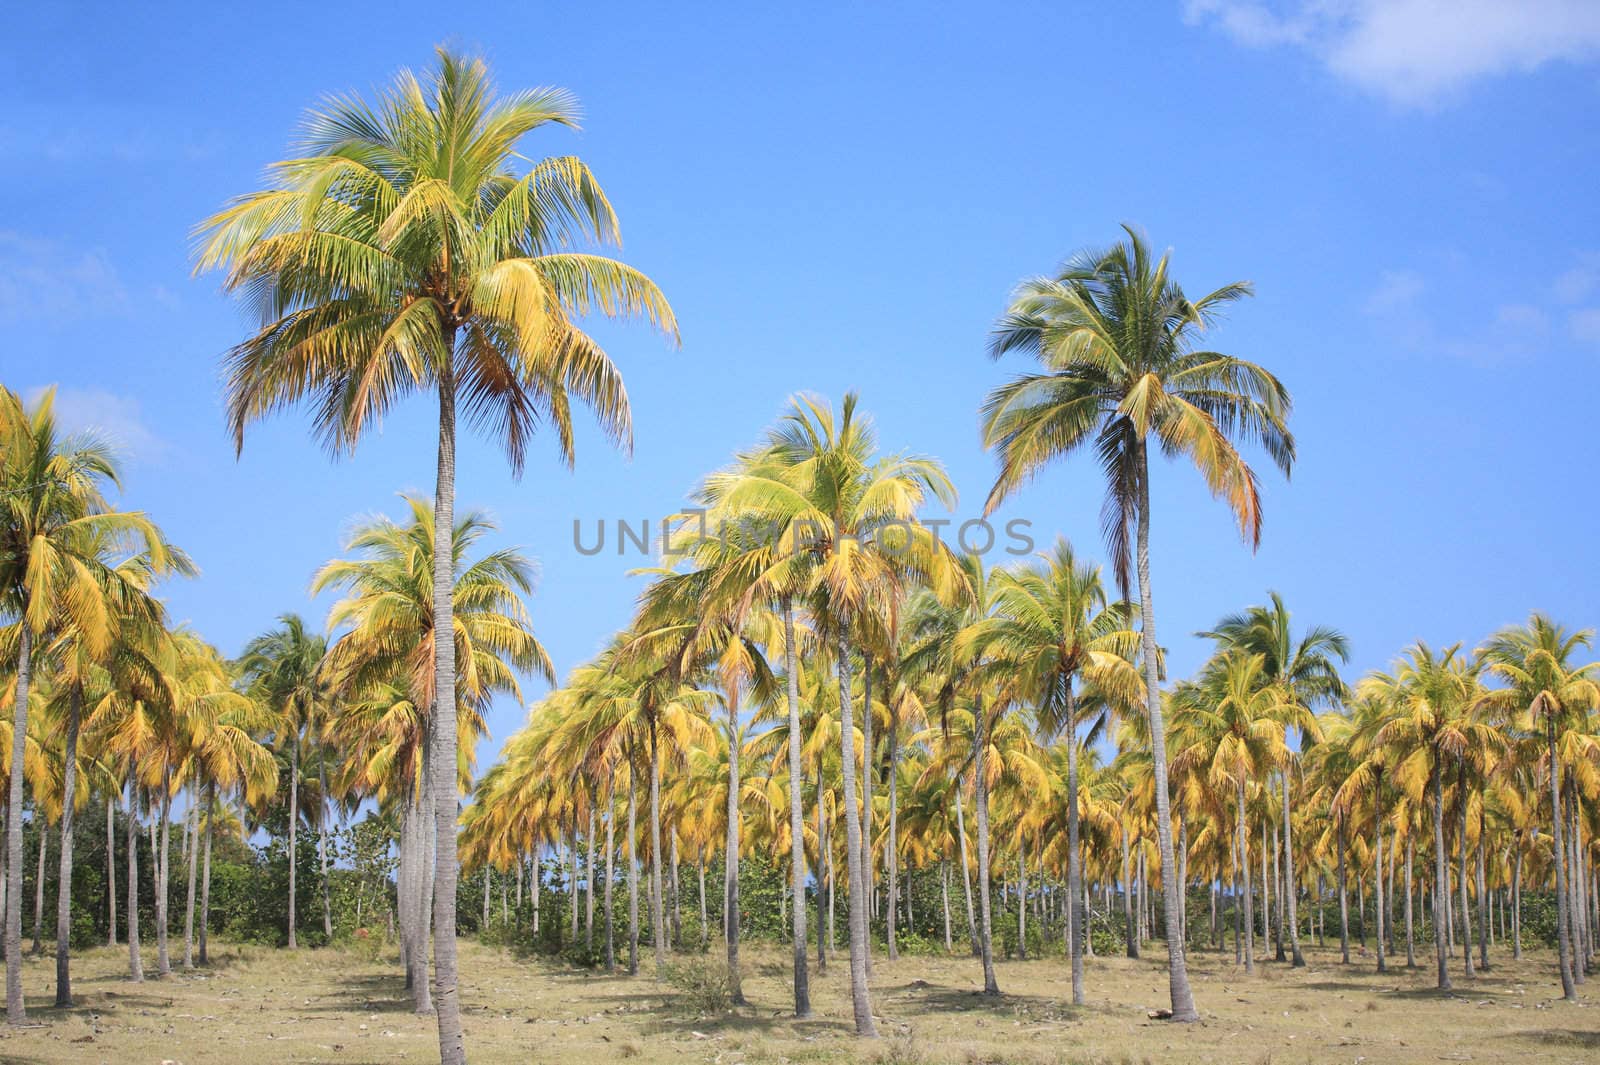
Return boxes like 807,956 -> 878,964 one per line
1,937 -> 1596,1064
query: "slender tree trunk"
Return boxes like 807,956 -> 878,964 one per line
1375,813 -> 1387,973
288,737 -> 299,950
627,742 -> 639,976
52,681 -> 81,1005
954,780 -> 977,956
1065,684 -> 1085,1004
1133,446 -> 1198,1020
724,693 -> 745,1003
835,624 -> 878,1036
647,718 -> 666,971
156,776 -> 172,976
200,782 -> 214,966
780,600 -> 811,1016
1476,829 -> 1489,971
319,762 -> 333,942
1337,814 -> 1349,964
30,826 -> 45,957
861,659 -> 874,954
107,796 -> 117,949
1283,763 -> 1304,966
886,704 -> 899,962
1456,766 -> 1473,978
817,764 -> 829,972
586,799 -> 597,950
1017,849 -> 1027,960
971,693 -> 999,995
1512,842 -> 1523,960
4,625 -> 30,1022
428,359 -> 466,1064
1547,712 -> 1578,997
1260,818 -> 1270,945
1430,767 -> 1453,991
697,848 -> 708,951
1405,836 -> 1416,968
568,824 -> 579,944
1123,827 -> 1137,959
942,860 -> 953,951
184,785 -> 200,970
604,770 -> 616,974
1238,780 -> 1255,973
127,766 -> 143,983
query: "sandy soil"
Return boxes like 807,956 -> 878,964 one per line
1,937 -> 1596,1064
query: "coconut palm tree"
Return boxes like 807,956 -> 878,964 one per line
982,537 -> 1141,1002
0,385 -> 184,1020
1478,615 -> 1600,1000
198,48 -> 675,1064
1200,593 -> 1346,966
981,227 -> 1293,1022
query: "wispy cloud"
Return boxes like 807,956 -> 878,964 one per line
0,231 -> 131,321
1184,0 -> 1600,106
1363,252 -> 1600,360
27,386 -> 169,466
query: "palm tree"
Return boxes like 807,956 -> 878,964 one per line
1200,593 -> 1347,966
197,49 -> 675,1065
0,385 -> 182,1020
983,537 -> 1141,1002
239,614 -> 329,951
981,227 -> 1293,1022
701,392 -> 962,1035
316,496 -> 549,1006
1478,615 -> 1600,1000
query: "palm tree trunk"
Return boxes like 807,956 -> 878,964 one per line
1511,841 -> 1522,961
586,799 -> 598,950
30,825 -> 46,956
1282,764 -> 1304,966
942,860 -> 953,951
1065,684 -> 1085,1005
1405,834 -> 1416,968
780,599 -> 811,1016
647,717 -> 666,971
886,704 -> 899,962
725,693 -> 745,1003
627,741 -> 639,976
156,775 -> 171,976
1260,818 -> 1270,945
698,848 -> 708,950
1238,779 -> 1255,973
127,766 -> 143,982
184,786 -> 200,970
816,764 -> 829,972
1375,815 -> 1387,973
1017,849 -> 1027,960
954,779 -> 977,955
1123,827 -> 1138,959
835,624 -> 879,1036
200,781 -> 214,966
319,762 -> 333,942
1430,766 -> 1453,991
604,769 -> 616,974
55,682 -> 81,1006
1456,765 -> 1473,978
1337,813 -> 1349,964
971,693 -> 999,995
861,659 -> 874,945
428,358 -> 466,1065
288,736 -> 299,950
5,624 -> 31,1022
1475,827 -> 1489,972
1133,444 -> 1198,1021
107,795 -> 117,949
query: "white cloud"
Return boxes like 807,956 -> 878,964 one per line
29,387 -> 168,465
1363,269 -> 1424,313
1554,252 -> 1600,303
0,232 -> 130,322
1184,0 -> 1600,105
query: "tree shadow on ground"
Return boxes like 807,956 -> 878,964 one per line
298,972 -> 420,1014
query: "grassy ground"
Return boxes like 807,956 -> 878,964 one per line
1,936 -> 1596,1064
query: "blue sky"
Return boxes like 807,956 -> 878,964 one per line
4,2 -> 1599,768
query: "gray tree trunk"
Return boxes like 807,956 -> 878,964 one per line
127,766 -> 143,982
972,694 -> 999,994
428,360 -> 465,1064
1133,445 -> 1198,1021
627,743 -> 639,976
55,682 -> 81,1005
604,770 -> 616,973
835,625 -> 878,1036
1065,685 -> 1084,1004
648,720 -> 665,970
184,787 -> 200,970
1430,767 -> 1453,991
288,737 -> 299,950
107,795 -> 117,948
886,705 -> 899,961
5,625 -> 31,1021
201,781 -> 214,965
319,761 -> 333,941
1238,779 -> 1255,973
725,693 -> 745,1002
156,776 -> 171,975
30,825 -> 46,956
781,600 -> 811,1016
954,779 -> 977,955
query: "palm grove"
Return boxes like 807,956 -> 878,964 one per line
2,48 -> 1596,1061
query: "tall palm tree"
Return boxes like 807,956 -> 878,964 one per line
701,392 -> 962,1035
983,537 -> 1141,1002
198,49 -> 675,1065
0,385 -> 181,1021
1478,615 -> 1599,1000
981,227 -> 1293,1021
1200,592 -> 1347,966
239,615 -> 330,950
